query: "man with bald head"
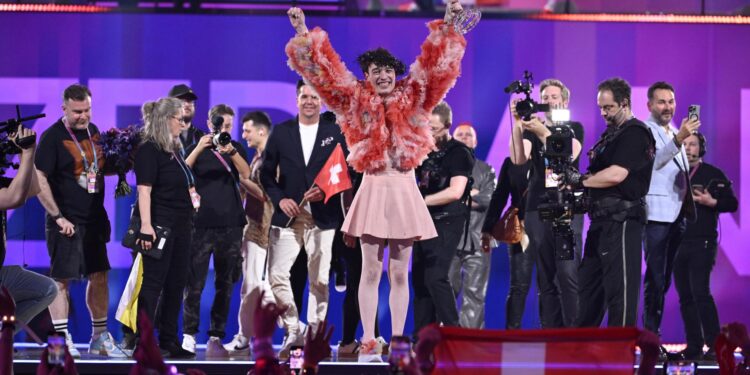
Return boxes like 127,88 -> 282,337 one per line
447,123 -> 496,329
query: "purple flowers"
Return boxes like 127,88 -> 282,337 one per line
98,125 -> 141,198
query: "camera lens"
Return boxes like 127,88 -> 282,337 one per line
213,132 -> 231,147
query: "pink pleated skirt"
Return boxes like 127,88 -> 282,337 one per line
341,168 -> 437,241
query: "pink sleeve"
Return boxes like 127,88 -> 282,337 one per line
407,20 -> 467,112
286,27 -> 359,115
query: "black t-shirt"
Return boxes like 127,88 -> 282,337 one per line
0,177 -> 10,269
185,141 -> 248,228
134,141 -> 193,227
588,118 -> 655,202
34,120 -> 107,224
523,121 -> 584,212
685,162 -> 738,241
417,138 -> 474,217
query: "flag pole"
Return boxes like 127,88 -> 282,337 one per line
285,183 -> 318,227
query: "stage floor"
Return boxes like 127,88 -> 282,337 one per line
11,343 -> 726,374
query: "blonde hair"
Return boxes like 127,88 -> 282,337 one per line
539,79 -> 571,102
141,97 -> 183,153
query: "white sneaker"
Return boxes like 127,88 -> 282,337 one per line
65,334 -> 81,358
223,333 -> 250,355
205,336 -> 230,358
181,334 -> 196,354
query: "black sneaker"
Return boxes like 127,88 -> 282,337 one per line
674,348 -> 703,361
703,349 -> 717,361
160,341 -> 196,359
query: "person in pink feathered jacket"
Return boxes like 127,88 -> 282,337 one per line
285,3 -> 466,361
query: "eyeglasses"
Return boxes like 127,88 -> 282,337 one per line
171,116 -> 186,124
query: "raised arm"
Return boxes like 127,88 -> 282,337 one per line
407,0 -> 467,112
285,7 -> 359,115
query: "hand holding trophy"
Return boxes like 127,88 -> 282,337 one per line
444,0 -> 481,35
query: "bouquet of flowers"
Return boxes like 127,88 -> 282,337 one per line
98,125 -> 142,198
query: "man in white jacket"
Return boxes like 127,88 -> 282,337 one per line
642,81 -> 699,342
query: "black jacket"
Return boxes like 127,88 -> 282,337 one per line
260,117 -> 348,229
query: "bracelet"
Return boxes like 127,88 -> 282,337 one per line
228,149 -> 238,156
50,212 -> 63,221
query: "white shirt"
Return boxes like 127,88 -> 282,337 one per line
299,122 -> 319,166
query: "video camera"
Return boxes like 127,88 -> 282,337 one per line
505,71 -> 588,260
504,71 -> 550,121
0,105 -> 44,175
210,115 -> 231,148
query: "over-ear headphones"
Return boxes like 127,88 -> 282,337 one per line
694,131 -> 707,157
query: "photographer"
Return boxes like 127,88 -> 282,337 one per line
182,104 -> 250,357
508,78 -> 583,328
0,126 -> 58,334
576,77 -> 655,327
673,133 -> 737,360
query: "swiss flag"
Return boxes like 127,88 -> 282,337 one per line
314,143 -> 352,203
431,326 -> 640,375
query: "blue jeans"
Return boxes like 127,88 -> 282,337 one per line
0,266 -> 58,329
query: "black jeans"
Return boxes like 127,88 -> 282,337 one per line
577,218 -> 643,327
524,211 -> 582,328
643,219 -> 686,334
506,242 -> 534,329
673,239 -> 720,352
413,213 -> 465,334
331,231 -> 379,344
137,212 -> 193,346
182,226 -> 243,339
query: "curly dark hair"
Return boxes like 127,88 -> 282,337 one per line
598,77 -> 632,108
356,48 -> 406,76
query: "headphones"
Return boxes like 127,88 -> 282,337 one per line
694,131 -> 707,157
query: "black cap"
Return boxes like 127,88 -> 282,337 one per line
168,84 -> 198,101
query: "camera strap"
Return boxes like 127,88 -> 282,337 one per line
210,149 -> 243,204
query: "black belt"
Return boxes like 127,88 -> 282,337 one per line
589,197 -> 645,221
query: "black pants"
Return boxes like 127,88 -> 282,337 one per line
331,231 -> 379,344
182,226 -> 243,339
524,211 -> 582,328
413,214 -> 465,334
506,242 -> 534,329
137,213 -> 193,346
643,219 -> 686,335
577,218 -> 643,327
673,238 -> 720,352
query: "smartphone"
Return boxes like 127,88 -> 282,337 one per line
388,336 -> 412,374
666,361 -> 696,375
688,104 -> 701,122
288,345 -> 304,373
47,334 -> 65,365
692,184 -> 704,194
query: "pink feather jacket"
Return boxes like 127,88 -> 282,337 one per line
286,20 -> 466,174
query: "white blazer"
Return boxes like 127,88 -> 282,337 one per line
644,117 -> 690,223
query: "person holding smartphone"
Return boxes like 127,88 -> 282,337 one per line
641,82 -> 700,346
673,132 -> 738,360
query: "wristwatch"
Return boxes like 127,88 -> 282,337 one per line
50,212 -> 64,221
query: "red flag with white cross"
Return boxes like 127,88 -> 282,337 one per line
314,143 -> 352,203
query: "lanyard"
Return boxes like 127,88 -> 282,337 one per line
689,162 -> 701,180
172,152 -> 195,187
63,122 -> 98,172
211,150 -> 243,199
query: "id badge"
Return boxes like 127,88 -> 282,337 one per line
189,186 -> 201,210
545,167 -> 560,188
86,170 -> 99,193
